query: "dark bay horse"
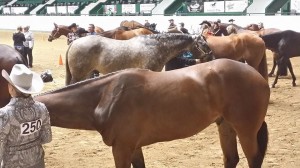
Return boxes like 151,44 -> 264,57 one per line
261,30 -> 300,87
0,44 -> 25,107
99,27 -> 157,40
200,32 -> 268,81
35,59 -> 270,168
48,23 -> 104,42
65,34 -> 212,85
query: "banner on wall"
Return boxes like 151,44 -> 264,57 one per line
187,0 -> 204,12
122,4 -> 136,13
140,4 -> 155,13
57,6 -> 67,14
204,1 -> 224,13
46,6 -> 56,14
225,0 -> 248,12
104,5 -> 117,15
67,6 -> 79,14
291,0 -> 300,13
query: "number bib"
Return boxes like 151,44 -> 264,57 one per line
20,119 -> 42,136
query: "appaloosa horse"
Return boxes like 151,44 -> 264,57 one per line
200,32 -> 268,81
0,44 -> 26,107
261,30 -> 300,87
35,59 -> 270,168
65,34 -> 212,85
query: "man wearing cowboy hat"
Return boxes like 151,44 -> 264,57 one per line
0,64 -> 52,168
228,19 -> 235,24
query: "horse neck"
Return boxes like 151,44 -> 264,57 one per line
150,34 -> 195,63
60,26 -> 71,37
34,77 -> 113,130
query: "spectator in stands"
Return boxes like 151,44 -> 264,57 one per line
179,22 -> 189,34
13,26 -> 26,65
167,19 -> 177,32
87,24 -> 96,35
144,20 -> 151,29
23,25 -> 34,68
67,23 -> 80,45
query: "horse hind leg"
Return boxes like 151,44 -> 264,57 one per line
286,59 -> 297,86
216,118 -> 239,168
131,147 -> 145,168
235,121 -> 268,168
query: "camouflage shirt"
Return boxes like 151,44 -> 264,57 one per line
0,97 -> 52,168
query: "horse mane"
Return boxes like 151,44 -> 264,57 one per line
34,68 -> 150,97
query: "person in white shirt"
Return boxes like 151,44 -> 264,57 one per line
23,26 -> 34,68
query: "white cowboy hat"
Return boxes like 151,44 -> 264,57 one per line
2,64 -> 44,94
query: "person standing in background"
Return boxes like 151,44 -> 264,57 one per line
12,26 -> 26,64
23,26 -> 34,68
87,24 -> 97,35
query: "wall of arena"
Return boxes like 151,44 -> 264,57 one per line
0,15 -> 299,33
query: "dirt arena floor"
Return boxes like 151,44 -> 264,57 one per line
0,30 -> 299,168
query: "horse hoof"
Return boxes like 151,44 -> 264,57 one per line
293,83 -> 296,87
271,85 -> 275,88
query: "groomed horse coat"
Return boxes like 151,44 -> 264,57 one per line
0,44 -> 26,107
35,59 -> 270,168
65,34 -> 212,85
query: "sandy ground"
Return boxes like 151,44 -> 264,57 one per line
0,30 -> 299,168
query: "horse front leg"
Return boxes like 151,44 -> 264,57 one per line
131,147 -> 145,168
286,59 -> 297,86
112,144 -> 134,168
216,118 -> 239,168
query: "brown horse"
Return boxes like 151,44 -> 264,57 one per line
99,27 -> 157,40
200,32 -> 268,81
35,59 -> 270,168
120,20 -> 144,29
65,34 -> 212,85
0,44 -> 26,107
48,23 -> 104,42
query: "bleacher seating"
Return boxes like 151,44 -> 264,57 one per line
0,0 -> 12,6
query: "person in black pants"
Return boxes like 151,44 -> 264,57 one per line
12,26 -> 26,66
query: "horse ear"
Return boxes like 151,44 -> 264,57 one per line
54,23 -> 58,28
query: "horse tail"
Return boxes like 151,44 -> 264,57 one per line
257,121 -> 268,159
65,43 -> 72,85
258,51 -> 268,82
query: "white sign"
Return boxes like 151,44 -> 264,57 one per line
291,0 -> 300,12
68,6 -> 78,14
140,4 -> 155,13
46,6 -> 56,14
104,5 -> 117,15
225,0 -> 248,12
57,6 -> 67,14
20,119 -> 42,136
204,1 -> 224,13
122,4 -> 136,13
11,7 -> 28,14
3,7 -> 10,14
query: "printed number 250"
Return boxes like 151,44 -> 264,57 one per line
20,119 -> 42,136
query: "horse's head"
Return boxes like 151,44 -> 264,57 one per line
192,35 -> 214,62
48,23 -> 70,42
